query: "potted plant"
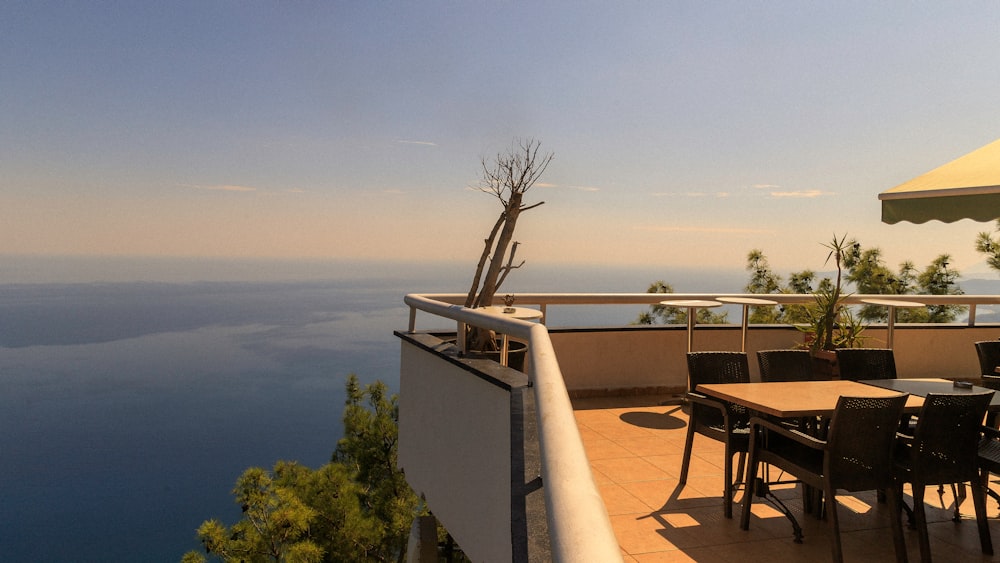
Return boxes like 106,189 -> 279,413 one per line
461,138 -> 553,368
797,234 -> 866,374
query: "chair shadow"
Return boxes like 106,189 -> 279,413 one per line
635,483 -> 735,556
619,406 -> 686,430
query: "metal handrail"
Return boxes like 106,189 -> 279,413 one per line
410,293 -> 1000,328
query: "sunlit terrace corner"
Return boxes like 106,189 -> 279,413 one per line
398,292 -> 1000,562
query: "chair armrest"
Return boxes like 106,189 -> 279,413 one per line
749,415 -> 826,450
983,425 -> 1000,440
688,392 -> 746,430
686,392 -> 727,414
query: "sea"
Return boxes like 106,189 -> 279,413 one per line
1,256 -> 996,561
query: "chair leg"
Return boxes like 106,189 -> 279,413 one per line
972,478 -> 994,555
723,444 -> 734,518
949,482 -> 966,523
886,485 -> 909,563
983,468 -> 1000,512
679,422 -> 696,485
740,449 -> 759,530
735,450 -> 747,485
825,485 -> 843,563
912,485 -> 932,563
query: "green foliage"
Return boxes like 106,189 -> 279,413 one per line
183,465 -> 323,563
743,234 -> 964,351
809,234 -> 856,351
796,284 -> 866,351
908,255 -> 964,322
741,250 -> 816,324
744,250 -> 786,324
845,243 -> 963,322
183,375 -> 419,563
633,281 -> 728,325
333,377 -> 415,560
975,220 -> 1000,273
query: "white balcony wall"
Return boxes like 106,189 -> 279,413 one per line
398,339 -> 520,563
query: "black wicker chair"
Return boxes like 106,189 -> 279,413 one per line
975,342 -> 1000,401
975,340 -> 1000,377
978,425 -> 1000,514
740,394 -> 909,563
757,349 -> 814,382
835,347 -> 897,381
975,341 -> 1000,428
894,392 -> 994,562
680,351 -> 751,518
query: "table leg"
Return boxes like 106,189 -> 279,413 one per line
501,334 -> 509,367
740,305 -> 750,353
685,308 -> 695,353
887,306 -> 896,349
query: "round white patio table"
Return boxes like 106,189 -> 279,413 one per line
717,297 -> 779,352
859,298 -> 925,349
480,306 -> 544,366
659,299 -> 723,353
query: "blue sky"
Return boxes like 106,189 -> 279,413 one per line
3,2 -> 1000,274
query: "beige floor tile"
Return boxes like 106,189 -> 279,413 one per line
632,546 -> 728,562
591,456 -> 673,484
584,437 -> 638,460
602,482 -> 656,516
617,435 -> 685,457
642,454 -> 686,477
610,512 -> 702,554
588,420 -> 660,440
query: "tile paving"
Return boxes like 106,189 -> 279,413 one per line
573,395 -> 1000,562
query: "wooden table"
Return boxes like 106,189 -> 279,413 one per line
860,377 -> 1000,411
697,379 -> 923,418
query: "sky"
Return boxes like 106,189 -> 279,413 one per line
3,2 -> 1000,276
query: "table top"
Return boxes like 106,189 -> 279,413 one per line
716,296 -> 778,306
697,380 -> 924,418
859,378 -> 1000,410
860,298 -> 925,308
479,306 -> 544,320
659,299 -> 722,308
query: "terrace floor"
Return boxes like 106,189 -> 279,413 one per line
572,394 -> 1000,562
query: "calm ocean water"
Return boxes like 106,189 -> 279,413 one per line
2,256 -> 994,560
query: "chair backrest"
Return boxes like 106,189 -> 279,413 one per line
975,341 -> 1000,377
686,352 -> 750,390
835,348 -> 897,381
906,391 -> 994,483
686,351 -> 751,429
825,393 -> 909,491
757,349 -> 814,382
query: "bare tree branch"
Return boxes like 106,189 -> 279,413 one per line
495,241 -> 525,292
465,138 -> 553,351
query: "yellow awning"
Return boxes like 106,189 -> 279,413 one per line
879,138 -> 1000,224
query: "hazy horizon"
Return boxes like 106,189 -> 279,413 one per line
3,253 -> 999,286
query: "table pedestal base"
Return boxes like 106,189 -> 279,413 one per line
752,477 -> 804,543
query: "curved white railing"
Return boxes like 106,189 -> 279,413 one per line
410,292 -> 1000,327
403,293 -> 623,563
